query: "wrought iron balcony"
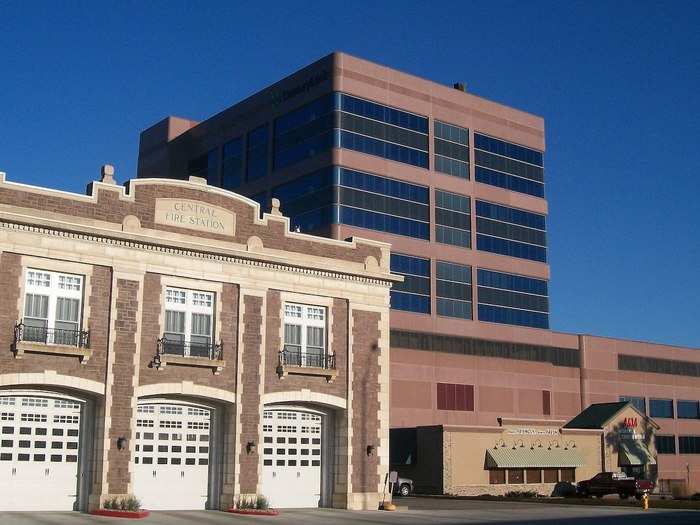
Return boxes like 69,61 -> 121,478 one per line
156,338 -> 223,361
278,349 -> 336,370
14,322 -> 90,348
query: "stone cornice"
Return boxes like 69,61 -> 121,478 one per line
0,219 -> 397,287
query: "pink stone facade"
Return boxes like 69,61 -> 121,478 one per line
134,52 -> 700,494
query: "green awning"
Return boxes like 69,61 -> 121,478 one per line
485,447 -> 585,469
619,441 -> 656,466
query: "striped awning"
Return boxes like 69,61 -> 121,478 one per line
619,440 -> 657,466
485,446 -> 585,469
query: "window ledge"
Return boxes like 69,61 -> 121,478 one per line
276,364 -> 338,383
154,354 -> 225,375
13,341 -> 92,364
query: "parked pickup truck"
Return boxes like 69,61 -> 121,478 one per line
577,472 -> 654,499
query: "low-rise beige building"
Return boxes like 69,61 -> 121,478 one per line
392,401 -> 658,496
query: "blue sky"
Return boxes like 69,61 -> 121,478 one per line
1,1 -> 698,347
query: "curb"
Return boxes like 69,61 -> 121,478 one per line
90,509 -> 151,519
226,508 -> 280,516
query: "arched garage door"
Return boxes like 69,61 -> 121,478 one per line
132,399 -> 216,510
261,407 -> 327,508
0,392 -> 87,511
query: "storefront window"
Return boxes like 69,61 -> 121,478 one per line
507,469 -> 524,484
543,468 -> 558,483
526,469 -> 542,483
560,468 -> 576,482
489,469 -> 506,484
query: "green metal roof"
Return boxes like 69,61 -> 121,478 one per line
485,446 -> 585,469
619,440 -> 656,466
563,402 -> 630,429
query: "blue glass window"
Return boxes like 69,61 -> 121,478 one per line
272,168 -> 336,232
246,125 -> 268,182
187,149 -> 219,185
271,166 -> 431,238
655,435 -> 676,454
391,254 -> 430,314
679,436 -> 700,454
273,94 -> 335,170
436,261 -> 472,319
434,121 -> 469,179
250,191 -> 267,219
677,400 -> 700,419
222,137 -> 243,190
477,305 -> 549,329
620,396 -> 646,415
475,200 -> 547,262
475,166 -> 544,198
477,269 -> 549,329
339,131 -> 428,168
649,399 -> 674,418
435,190 -> 471,248
339,206 -> 428,239
337,93 -> 429,168
339,168 -> 428,202
474,133 -> 543,166
337,168 -> 429,239
474,133 -> 544,197
338,94 -> 428,133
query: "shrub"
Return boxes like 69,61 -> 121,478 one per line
235,496 -> 255,509
505,490 -> 539,498
124,496 -> 142,511
102,495 -> 141,511
235,495 -> 271,510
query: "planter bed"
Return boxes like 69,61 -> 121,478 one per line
227,507 -> 279,516
90,509 -> 151,519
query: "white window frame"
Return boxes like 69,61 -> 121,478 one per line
283,302 -> 327,367
164,287 -> 215,355
23,268 -> 84,343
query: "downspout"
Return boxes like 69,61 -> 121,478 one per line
578,335 -> 587,412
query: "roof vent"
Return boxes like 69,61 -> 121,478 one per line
453,82 -> 467,92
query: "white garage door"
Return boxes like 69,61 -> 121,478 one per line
261,408 -> 323,508
133,401 -> 212,510
0,394 -> 83,511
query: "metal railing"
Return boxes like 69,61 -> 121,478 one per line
14,322 -> 90,348
156,337 -> 223,361
279,349 -> 336,370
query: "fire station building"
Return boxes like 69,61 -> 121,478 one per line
0,169 -> 396,512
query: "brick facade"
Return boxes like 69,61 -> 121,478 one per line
238,294 -> 264,494
350,310 -> 382,493
264,291 -> 348,397
106,279 -> 140,494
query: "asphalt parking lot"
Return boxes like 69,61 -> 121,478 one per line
1,497 -> 699,525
